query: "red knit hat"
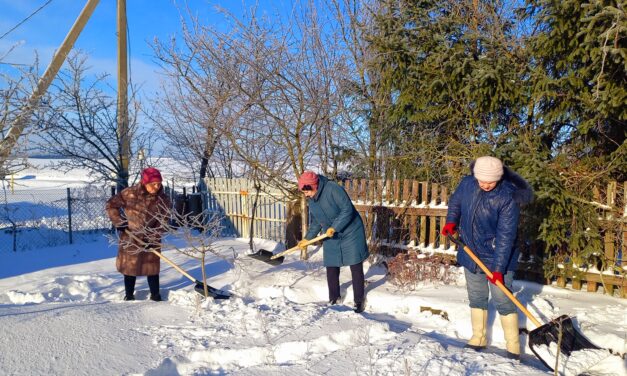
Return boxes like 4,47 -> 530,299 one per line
141,167 -> 162,185
298,171 -> 319,191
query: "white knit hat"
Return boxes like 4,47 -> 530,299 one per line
473,156 -> 503,182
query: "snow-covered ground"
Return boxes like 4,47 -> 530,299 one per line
0,160 -> 625,375
0,234 -> 625,376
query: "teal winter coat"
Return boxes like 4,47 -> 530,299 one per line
304,176 -> 369,267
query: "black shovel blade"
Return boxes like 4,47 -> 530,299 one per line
529,314 -> 609,374
248,249 -> 284,266
193,282 -> 231,300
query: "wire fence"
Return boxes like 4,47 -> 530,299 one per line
0,181 -> 261,253
0,185 -> 112,252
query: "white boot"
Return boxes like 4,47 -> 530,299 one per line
500,313 -> 521,359
466,308 -> 488,349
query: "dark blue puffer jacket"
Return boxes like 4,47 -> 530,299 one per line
446,164 -> 533,274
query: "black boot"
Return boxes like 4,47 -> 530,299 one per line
354,302 -> 365,313
124,275 -> 136,301
147,275 -> 161,302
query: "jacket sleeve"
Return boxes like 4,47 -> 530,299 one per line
445,178 -> 466,225
105,191 -> 127,228
493,198 -> 520,273
329,185 -> 354,233
304,208 -> 322,240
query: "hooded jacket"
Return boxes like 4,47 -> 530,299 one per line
304,175 -> 369,267
446,163 -> 533,274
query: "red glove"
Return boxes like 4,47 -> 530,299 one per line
441,222 -> 457,236
487,271 -> 504,285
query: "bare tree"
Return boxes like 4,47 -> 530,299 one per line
108,201 -> 227,299
330,0 -> 393,181
152,2 -> 352,241
0,49 -> 45,178
34,51 -> 149,188
160,209 -> 226,299
152,2 -> 348,186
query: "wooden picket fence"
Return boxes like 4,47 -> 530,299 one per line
341,179 -> 626,298
552,181 -> 627,297
203,178 -> 291,243
339,179 -> 452,252
199,177 -> 626,298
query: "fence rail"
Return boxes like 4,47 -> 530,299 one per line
340,179 -> 451,251
203,178 -> 290,244
341,179 -> 626,298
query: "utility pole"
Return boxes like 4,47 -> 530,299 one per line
116,0 -> 130,192
0,0 -> 101,179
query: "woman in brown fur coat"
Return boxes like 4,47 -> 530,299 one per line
106,167 -> 171,301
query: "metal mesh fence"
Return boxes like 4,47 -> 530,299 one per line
0,180 -> 286,253
0,185 -> 112,252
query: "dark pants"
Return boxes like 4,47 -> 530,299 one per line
326,262 -> 365,304
124,274 -> 159,297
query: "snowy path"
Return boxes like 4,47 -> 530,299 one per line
0,300 -> 188,375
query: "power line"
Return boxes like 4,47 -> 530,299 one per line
0,61 -> 31,67
0,0 -> 54,41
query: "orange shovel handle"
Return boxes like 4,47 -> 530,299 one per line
448,235 -> 542,327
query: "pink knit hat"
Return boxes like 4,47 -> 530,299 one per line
141,167 -> 163,185
298,171 -> 319,191
473,156 -> 503,182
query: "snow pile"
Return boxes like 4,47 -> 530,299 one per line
533,344 -> 615,376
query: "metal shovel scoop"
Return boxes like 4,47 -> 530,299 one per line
448,235 -> 611,374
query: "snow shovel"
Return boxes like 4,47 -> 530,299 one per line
269,233 -> 330,261
249,233 -> 330,265
447,235 -> 611,375
124,231 -> 230,299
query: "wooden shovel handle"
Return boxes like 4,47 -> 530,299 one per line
124,231 -> 200,284
448,235 -> 543,328
270,233 -> 330,259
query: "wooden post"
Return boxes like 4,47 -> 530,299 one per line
439,186 -> 448,248
394,180 -> 401,205
400,180 -> 412,243
0,0 -> 101,176
409,181 -> 419,246
604,181 -> 617,270
360,179 -> 367,203
116,0 -> 130,191
386,179 -> 393,204
603,280 -> 614,295
377,179 -> 384,205
419,182 -> 428,247
428,183 -> 438,247
587,280 -> 598,293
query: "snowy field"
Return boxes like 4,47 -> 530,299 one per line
0,160 -> 625,375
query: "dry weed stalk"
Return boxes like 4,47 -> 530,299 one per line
387,251 -> 456,289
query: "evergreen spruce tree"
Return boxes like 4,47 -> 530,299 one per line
368,0 -> 528,184
518,0 -> 626,276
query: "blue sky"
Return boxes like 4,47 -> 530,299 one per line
0,0 -> 293,95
